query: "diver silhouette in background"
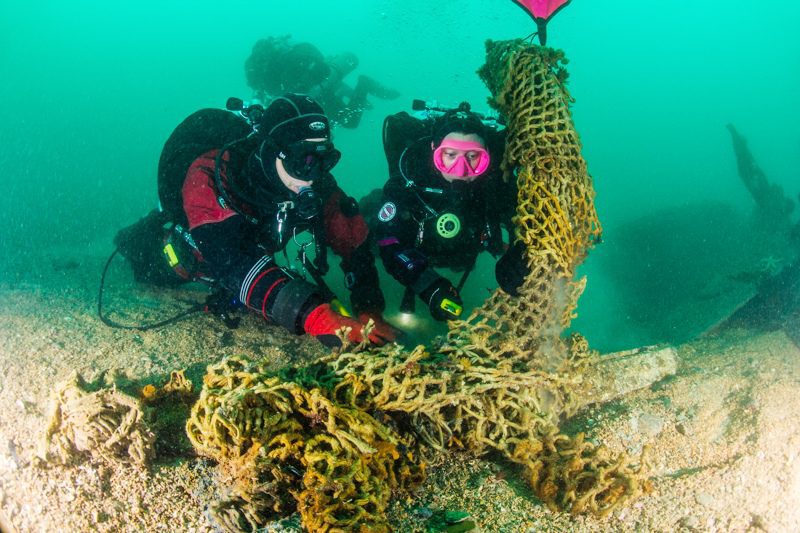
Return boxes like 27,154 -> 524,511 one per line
245,36 -> 400,129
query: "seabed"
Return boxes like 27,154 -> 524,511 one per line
0,254 -> 798,532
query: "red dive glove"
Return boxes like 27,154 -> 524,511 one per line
358,312 -> 402,345
304,303 -> 369,348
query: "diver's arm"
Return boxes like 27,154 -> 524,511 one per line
320,185 -> 399,342
321,186 -> 387,315
181,159 -> 353,341
373,188 -> 436,287
373,196 -> 462,321
193,218 -> 378,345
190,219 -> 315,327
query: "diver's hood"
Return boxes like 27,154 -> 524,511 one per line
224,144 -> 292,216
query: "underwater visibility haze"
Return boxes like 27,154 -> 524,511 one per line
1,0 -> 798,349
0,0 -> 799,531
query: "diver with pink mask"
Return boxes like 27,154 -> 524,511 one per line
372,102 -> 525,322
433,135 -> 491,180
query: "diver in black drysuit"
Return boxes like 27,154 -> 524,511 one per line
244,36 -> 399,129
369,104 -> 527,321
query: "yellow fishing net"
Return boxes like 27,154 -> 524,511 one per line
186,355 -> 423,531
458,40 -> 602,370
186,41 -> 649,532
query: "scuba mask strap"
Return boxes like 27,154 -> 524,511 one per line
256,137 -> 278,182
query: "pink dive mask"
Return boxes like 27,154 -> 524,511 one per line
432,139 -> 490,178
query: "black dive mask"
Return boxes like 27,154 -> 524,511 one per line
279,140 -> 341,182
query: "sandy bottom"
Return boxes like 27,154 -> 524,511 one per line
0,250 -> 799,532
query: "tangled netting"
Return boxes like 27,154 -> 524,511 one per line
40,373 -> 155,467
186,355 -> 424,532
465,40 -> 602,371
186,41 -> 649,532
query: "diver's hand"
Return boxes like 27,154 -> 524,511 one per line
304,303 -> 367,348
495,241 -> 528,296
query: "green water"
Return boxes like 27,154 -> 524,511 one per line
1,0 -> 798,351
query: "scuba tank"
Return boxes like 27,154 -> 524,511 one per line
158,100 -> 259,228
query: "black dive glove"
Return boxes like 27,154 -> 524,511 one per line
419,278 -> 463,321
495,241 -> 528,296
